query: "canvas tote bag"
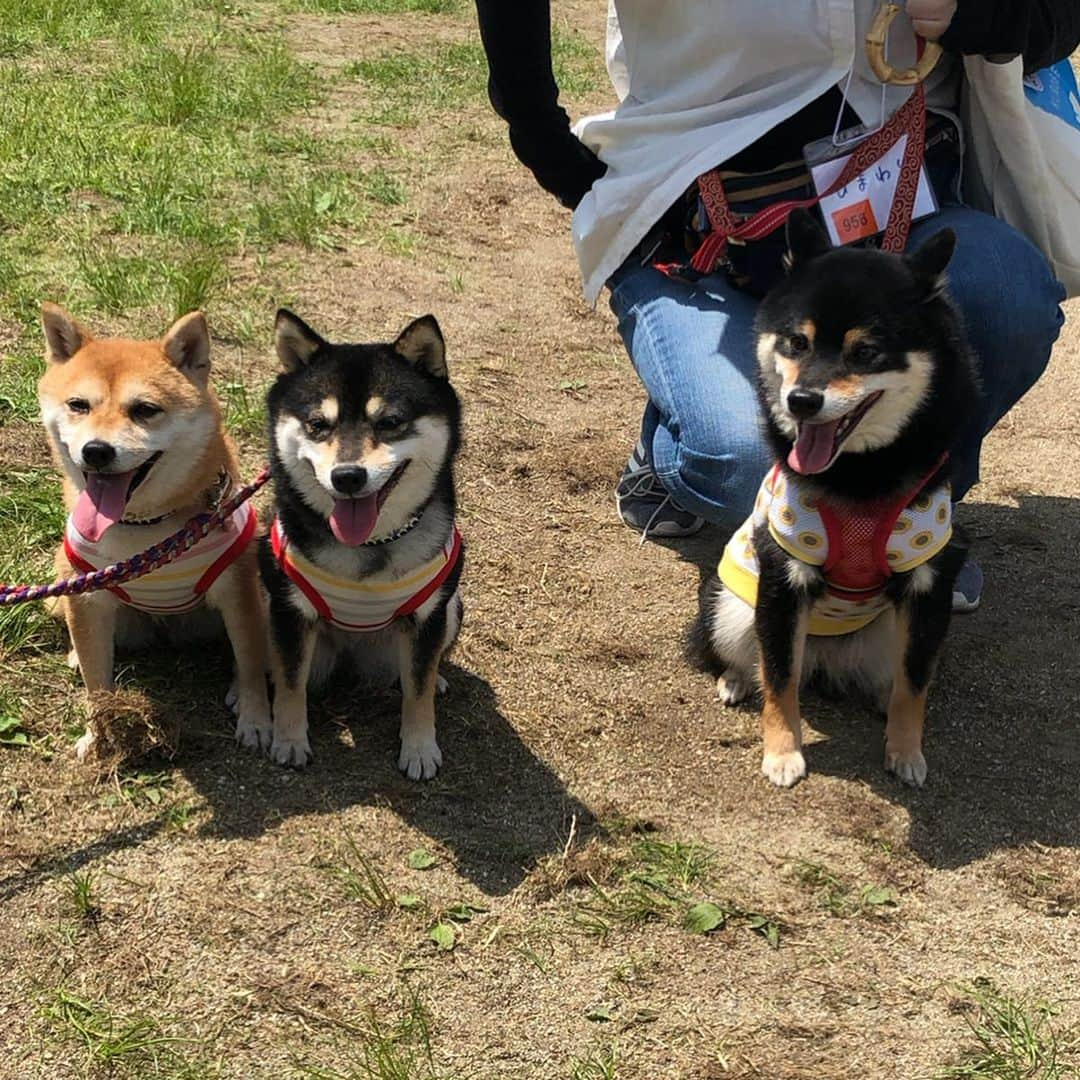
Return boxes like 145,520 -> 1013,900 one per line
962,55 -> 1080,297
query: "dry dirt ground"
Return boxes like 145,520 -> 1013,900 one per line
1,5 -> 1078,1079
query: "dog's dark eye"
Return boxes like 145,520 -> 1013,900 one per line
787,333 -> 811,356
851,343 -> 879,365
130,402 -> 163,422
305,416 -> 332,439
375,414 -> 406,435
67,398 -> 90,415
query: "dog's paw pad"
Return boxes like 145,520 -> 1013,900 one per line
399,738 -> 442,781
435,674 -> 448,695
885,748 -> 927,787
74,730 -> 97,762
761,750 -> 806,788
716,672 -> 750,706
270,734 -> 311,768
235,713 -> 272,751
66,649 -> 80,672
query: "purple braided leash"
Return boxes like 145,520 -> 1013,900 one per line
0,467 -> 271,607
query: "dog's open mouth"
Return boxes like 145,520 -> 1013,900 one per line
328,460 -> 411,547
788,392 -> 883,475
72,452 -> 164,543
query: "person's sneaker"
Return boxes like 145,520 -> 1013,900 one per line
952,556 -> 983,613
615,442 -> 706,540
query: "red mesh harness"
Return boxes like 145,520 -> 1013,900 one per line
818,456 -> 948,602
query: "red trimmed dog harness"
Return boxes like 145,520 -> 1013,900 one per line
270,518 -> 462,633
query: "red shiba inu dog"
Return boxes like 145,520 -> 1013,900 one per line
38,304 -> 271,759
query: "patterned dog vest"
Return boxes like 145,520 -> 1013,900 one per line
64,502 -> 257,616
719,464 -> 952,636
270,518 -> 462,633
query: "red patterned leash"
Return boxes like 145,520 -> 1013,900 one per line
690,82 -> 927,274
0,467 -> 271,607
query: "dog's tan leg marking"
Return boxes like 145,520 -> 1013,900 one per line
759,612 -> 807,788
65,589 -> 119,761
269,620 -> 317,767
208,556 -> 272,751
885,610 -> 928,787
396,630 -> 442,781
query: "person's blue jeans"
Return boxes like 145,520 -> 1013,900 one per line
609,206 -> 1066,529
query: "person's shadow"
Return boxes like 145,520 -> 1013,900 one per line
657,494 -> 1080,870
0,658 -> 597,904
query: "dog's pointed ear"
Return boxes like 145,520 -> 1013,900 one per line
905,228 -> 955,299
784,209 -> 831,271
163,311 -> 211,386
393,315 -> 447,379
42,303 -> 92,363
275,309 -> 326,373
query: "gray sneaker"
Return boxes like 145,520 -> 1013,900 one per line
615,442 -> 706,540
952,556 -> 983,613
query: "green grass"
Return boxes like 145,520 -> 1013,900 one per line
286,0 -> 459,12
292,989 -> 457,1080
43,987 -> 213,1077
790,860 -> 898,919
345,28 -> 599,127
571,1045 -> 619,1080
59,870 -> 101,925
568,836 -> 781,948
0,468 -> 67,655
332,835 -> 397,911
935,981 -> 1080,1080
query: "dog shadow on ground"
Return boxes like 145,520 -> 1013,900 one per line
657,496 -> 1080,871
0,660 -> 595,902
173,662 -> 597,895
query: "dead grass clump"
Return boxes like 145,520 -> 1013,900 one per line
84,688 -> 181,775
995,845 -> 1080,917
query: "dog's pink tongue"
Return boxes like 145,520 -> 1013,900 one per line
788,420 -> 842,475
328,496 -> 379,546
72,471 -> 136,542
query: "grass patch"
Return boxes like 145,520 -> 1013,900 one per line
43,987 -> 212,1077
58,869 -> 101,926
789,859 -> 899,919
570,1044 -> 619,1080
286,0 -> 460,12
936,980 -> 1080,1079
555,833 -> 782,948
291,989 -> 457,1080
345,28 -> 599,128
0,467 -> 67,655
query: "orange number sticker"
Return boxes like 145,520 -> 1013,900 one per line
832,199 -> 879,244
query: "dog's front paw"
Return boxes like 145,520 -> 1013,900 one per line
398,735 -> 442,781
761,749 -> 806,788
235,709 -> 273,751
885,747 -> 927,787
74,728 -> 97,762
271,731 -> 311,768
67,649 -> 80,672
225,681 -> 239,716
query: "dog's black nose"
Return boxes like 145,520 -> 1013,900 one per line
787,388 -> 825,420
81,440 -> 116,470
330,464 -> 368,495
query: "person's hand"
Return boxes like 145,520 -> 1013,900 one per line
907,0 -> 957,41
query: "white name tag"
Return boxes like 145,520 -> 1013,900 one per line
804,129 -> 937,247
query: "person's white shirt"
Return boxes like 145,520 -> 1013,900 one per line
572,1 -> 959,303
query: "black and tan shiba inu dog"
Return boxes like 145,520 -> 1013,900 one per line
259,310 -> 463,778
691,210 -> 976,789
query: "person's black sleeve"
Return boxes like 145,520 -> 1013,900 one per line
942,0 -> 1080,73
474,0 -> 606,209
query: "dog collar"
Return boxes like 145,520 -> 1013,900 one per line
119,471 -> 233,527
363,512 -> 423,546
